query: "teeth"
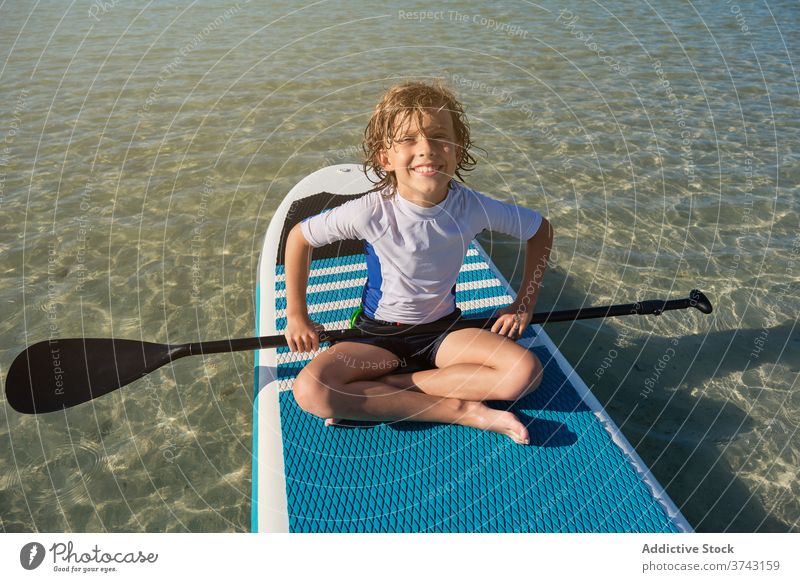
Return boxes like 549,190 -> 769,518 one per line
414,166 -> 438,173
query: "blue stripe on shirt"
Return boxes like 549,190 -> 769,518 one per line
362,241 -> 382,318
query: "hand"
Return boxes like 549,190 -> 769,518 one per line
490,305 -> 533,340
284,315 -> 325,353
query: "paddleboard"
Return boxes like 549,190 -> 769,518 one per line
253,164 -> 692,532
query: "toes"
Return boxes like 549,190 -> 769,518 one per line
507,417 -> 530,445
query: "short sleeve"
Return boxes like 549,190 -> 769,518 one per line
299,194 -> 375,248
472,191 -> 542,240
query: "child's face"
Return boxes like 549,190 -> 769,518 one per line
378,108 -> 458,203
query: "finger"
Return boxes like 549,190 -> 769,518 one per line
314,322 -> 325,350
491,319 -> 503,334
497,319 -> 512,337
287,337 -> 297,353
311,325 -> 323,350
507,319 -> 521,338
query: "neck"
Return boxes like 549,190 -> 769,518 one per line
396,183 -> 450,207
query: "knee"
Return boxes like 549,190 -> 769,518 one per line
499,352 -> 542,401
292,371 -> 335,418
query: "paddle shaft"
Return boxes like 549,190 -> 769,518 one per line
5,289 -> 712,414
185,290 -> 712,355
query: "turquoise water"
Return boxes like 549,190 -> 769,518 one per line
1,0 -> 797,532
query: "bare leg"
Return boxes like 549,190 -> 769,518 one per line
292,342 -> 530,444
379,328 -> 543,402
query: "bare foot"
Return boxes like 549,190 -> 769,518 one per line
461,401 -> 529,445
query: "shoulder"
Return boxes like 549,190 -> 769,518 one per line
351,189 -> 389,220
455,182 -> 534,214
453,182 -> 543,238
450,181 -> 498,213
326,189 -> 385,217
452,181 -> 493,204
332,189 -> 390,236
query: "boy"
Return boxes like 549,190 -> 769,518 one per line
284,81 -> 553,444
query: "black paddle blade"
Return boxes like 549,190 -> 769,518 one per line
5,338 -> 184,414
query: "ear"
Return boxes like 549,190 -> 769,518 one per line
377,149 -> 393,172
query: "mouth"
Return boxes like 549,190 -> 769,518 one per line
410,164 -> 444,177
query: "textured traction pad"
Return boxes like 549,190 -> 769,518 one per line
279,345 -> 679,533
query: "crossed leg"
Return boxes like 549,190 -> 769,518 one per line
380,328 -> 543,402
292,340 -> 531,444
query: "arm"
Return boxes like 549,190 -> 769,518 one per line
491,217 -> 554,339
284,223 -> 322,352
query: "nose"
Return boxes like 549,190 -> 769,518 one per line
415,136 -> 437,157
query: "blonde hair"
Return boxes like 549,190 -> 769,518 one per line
363,80 -> 477,193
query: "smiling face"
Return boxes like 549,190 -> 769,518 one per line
377,108 -> 458,206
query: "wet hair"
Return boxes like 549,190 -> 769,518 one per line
363,80 -> 477,193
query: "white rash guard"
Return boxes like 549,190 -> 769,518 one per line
300,180 -> 542,324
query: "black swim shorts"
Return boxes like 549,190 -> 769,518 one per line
331,308 -> 463,372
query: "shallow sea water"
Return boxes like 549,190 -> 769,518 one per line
0,0 -> 798,532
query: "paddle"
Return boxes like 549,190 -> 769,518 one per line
5,289 -> 712,414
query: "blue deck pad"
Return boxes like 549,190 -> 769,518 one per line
278,345 -> 680,533
271,240 -> 683,533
